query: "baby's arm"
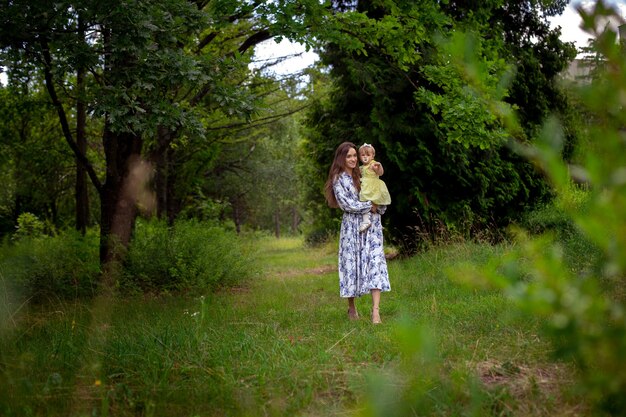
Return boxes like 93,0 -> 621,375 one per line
370,161 -> 384,176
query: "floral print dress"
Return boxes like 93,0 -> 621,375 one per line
333,171 -> 391,298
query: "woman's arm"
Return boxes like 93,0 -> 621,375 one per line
333,176 -> 372,214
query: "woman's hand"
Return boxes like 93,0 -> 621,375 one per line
371,203 -> 378,213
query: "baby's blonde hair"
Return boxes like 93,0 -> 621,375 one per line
358,143 -> 375,156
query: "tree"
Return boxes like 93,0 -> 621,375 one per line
576,37 -> 608,84
1,0 -> 206,268
0,0 -> 326,274
303,0 -> 576,250
243,111 -> 304,237
176,75 -> 308,236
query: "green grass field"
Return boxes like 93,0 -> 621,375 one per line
0,236 -> 585,416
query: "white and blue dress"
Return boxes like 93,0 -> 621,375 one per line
333,171 -> 391,298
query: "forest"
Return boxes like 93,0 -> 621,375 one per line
1,0 -> 626,415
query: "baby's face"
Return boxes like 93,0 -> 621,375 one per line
359,150 -> 373,164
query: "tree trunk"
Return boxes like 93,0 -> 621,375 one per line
291,206 -> 299,234
98,24 -> 145,275
232,199 -> 241,234
99,126 -> 143,269
274,209 -> 280,238
150,125 -> 184,225
153,126 -> 170,220
49,201 -> 58,226
166,165 -> 181,225
75,55 -> 89,234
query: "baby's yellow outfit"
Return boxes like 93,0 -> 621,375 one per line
359,160 -> 391,205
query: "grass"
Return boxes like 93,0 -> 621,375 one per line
0,236 -> 585,416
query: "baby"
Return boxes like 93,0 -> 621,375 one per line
358,143 -> 391,232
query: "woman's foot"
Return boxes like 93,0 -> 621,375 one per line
371,307 -> 381,324
348,308 -> 359,320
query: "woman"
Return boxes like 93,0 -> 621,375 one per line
324,142 -> 391,324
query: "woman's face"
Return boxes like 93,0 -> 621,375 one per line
345,147 -> 358,171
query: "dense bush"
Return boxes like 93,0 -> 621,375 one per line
0,229 -> 100,302
303,227 -> 336,247
0,219 -> 258,302
121,219 -> 258,294
517,186 -> 602,272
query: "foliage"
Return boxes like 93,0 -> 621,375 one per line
0,229 -> 100,302
121,219 -> 258,294
12,213 -> 46,241
303,0 -> 577,250
246,114 -> 304,236
447,1 -> 626,413
0,85 -> 83,236
0,218 -> 256,302
181,83 -> 309,235
572,37 -> 607,85
517,186 -> 601,272
0,0 -> 330,267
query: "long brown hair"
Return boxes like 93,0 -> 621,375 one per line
324,142 -> 361,208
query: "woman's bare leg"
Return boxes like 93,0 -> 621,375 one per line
371,289 -> 381,324
348,297 -> 358,320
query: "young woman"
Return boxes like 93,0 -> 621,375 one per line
324,142 -> 391,324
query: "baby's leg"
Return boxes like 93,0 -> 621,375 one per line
359,212 -> 371,233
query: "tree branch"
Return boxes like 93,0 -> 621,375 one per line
195,0 -> 266,53
195,31 -> 217,54
238,29 -> 271,55
190,28 -> 272,106
40,38 -> 103,193
206,102 -> 310,132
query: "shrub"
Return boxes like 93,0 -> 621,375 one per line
0,229 -> 100,302
518,188 -> 601,273
12,212 -> 45,241
121,219 -> 258,294
304,227 -> 334,247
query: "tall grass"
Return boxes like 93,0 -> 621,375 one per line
121,219 -> 259,294
0,235 -> 584,416
357,241 -> 582,417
